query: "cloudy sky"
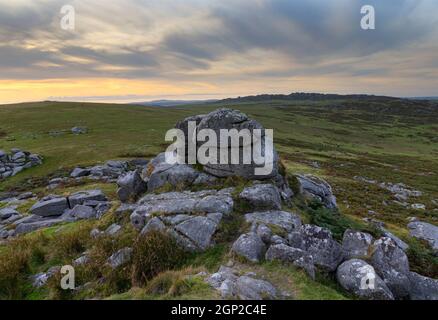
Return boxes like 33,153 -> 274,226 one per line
0,0 -> 437,104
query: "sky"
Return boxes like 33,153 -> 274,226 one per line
0,0 -> 438,104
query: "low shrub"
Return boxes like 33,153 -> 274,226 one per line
131,231 -> 187,287
406,238 -> 438,278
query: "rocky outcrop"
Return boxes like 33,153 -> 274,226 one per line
70,159 -> 148,181
408,221 -> 438,254
175,108 -> 279,180
296,174 -> 337,209
336,259 -> 394,300
0,189 -> 110,238
130,188 -> 234,230
0,149 -> 42,179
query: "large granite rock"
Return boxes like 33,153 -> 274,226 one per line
0,207 -> 19,220
298,224 -> 344,272
206,266 -> 278,300
408,272 -> 438,300
236,276 -> 278,300
265,243 -> 315,279
244,211 -> 302,233
146,153 -> 200,192
239,184 -> 282,211
296,174 -> 337,209
336,259 -> 394,300
370,237 -> 411,299
130,188 -> 233,229
30,197 -> 69,217
176,109 -> 279,180
408,221 -> 438,254
68,189 -> 107,207
231,232 -> 266,263
117,170 -> 147,202
174,215 -> 221,251
342,229 -> 373,260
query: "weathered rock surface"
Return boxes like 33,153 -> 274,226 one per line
231,233 -> 266,263
146,153 -> 200,192
342,229 -> 373,260
239,184 -> 282,210
298,224 -> 344,272
408,221 -> 438,254
174,216 -> 220,251
117,170 -> 147,202
244,211 -> 302,233
176,108 -> 279,180
408,272 -> 438,300
130,188 -> 233,229
296,174 -> 337,209
30,197 -> 69,217
370,237 -> 411,299
141,217 -> 167,235
0,207 -> 19,220
236,276 -> 278,300
265,243 -> 315,279
336,259 -> 394,300
69,189 -> 107,207
70,159 -> 147,181
68,205 -> 97,220
206,266 -> 278,300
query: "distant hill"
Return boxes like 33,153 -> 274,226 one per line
218,92 -> 399,103
132,99 -> 219,107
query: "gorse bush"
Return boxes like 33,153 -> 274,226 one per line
131,231 -> 187,287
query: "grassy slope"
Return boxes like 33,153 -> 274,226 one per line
1,99 -> 438,299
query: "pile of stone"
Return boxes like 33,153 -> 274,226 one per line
0,149 -> 42,179
70,159 -> 149,182
0,189 -> 110,239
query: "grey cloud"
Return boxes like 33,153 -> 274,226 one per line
0,0 -> 437,83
